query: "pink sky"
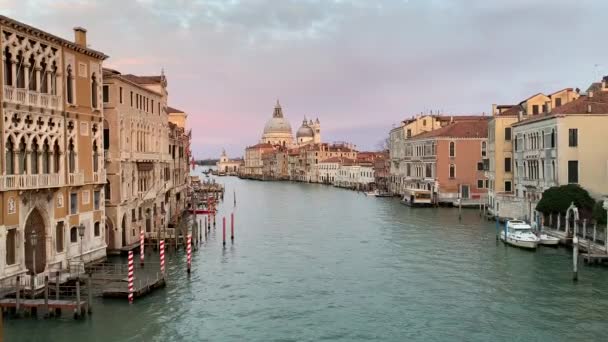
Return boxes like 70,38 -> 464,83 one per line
3,0 -> 608,158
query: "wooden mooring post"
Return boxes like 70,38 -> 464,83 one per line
75,280 -> 81,319
43,276 -> 49,317
15,276 -> 20,315
87,273 -> 93,314
573,236 -> 579,282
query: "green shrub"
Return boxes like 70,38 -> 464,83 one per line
536,184 -> 595,215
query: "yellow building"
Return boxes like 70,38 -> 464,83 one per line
488,88 -> 579,219
512,80 -> 608,221
0,16 -> 108,282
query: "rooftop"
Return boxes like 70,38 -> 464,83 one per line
410,117 -> 489,140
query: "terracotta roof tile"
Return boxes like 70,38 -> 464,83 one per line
410,118 -> 488,140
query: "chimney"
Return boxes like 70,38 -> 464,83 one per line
74,27 -> 87,47
518,110 -> 523,122
546,101 -> 552,113
587,104 -> 592,113
589,91 -> 594,98
492,104 -> 497,116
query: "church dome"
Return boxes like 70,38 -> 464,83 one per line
263,117 -> 292,135
296,119 -> 314,138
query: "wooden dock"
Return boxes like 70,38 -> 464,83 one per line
0,298 -> 88,313
581,253 -> 608,265
102,276 -> 166,299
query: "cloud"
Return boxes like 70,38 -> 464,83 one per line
3,0 -> 608,158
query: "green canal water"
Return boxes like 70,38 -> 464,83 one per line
6,167 -> 608,341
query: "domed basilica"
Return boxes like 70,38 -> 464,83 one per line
261,100 -> 321,147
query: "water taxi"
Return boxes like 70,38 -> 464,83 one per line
401,189 -> 432,207
500,220 -> 540,249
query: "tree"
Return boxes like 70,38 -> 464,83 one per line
592,200 -> 607,224
536,184 -> 595,215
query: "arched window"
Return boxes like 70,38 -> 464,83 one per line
31,138 -> 39,174
3,47 -> 13,86
94,222 -> 100,237
15,51 -> 25,88
105,180 -> 111,201
449,141 -> 455,157
40,58 -> 48,93
66,65 -> 74,104
50,62 -> 57,95
42,139 -> 50,173
91,72 -> 98,109
92,140 -> 99,172
18,137 -> 27,174
70,226 -> 78,243
68,138 -> 75,173
449,164 -> 455,178
5,137 -> 14,175
28,55 -> 37,91
53,140 -> 60,173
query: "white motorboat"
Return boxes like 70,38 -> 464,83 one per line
538,233 -> 560,246
365,190 -> 379,196
500,220 -> 539,249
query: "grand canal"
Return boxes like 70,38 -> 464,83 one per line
6,167 -> 608,341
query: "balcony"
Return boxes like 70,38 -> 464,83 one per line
3,85 -> 62,110
68,172 -> 84,186
0,173 -> 62,191
132,151 -> 159,162
523,150 -> 540,159
93,170 -> 107,184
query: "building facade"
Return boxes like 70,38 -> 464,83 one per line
512,82 -> 608,221
0,17 -> 108,282
102,68 -> 173,250
402,118 -> 489,204
216,149 -> 242,174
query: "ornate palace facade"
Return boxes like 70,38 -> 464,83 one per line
0,16 -> 108,281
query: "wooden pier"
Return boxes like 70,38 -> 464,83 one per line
102,276 -> 166,299
0,298 -> 88,313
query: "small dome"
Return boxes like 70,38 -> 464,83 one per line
296,122 -> 314,138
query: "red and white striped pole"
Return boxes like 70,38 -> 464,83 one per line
222,216 -> 226,247
186,234 -> 192,274
139,230 -> 144,267
160,240 -> 165,276
128,251 -> 134,304
231,212 -> 234,241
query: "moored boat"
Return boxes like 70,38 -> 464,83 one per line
401,189 -> 432,207
538,233 -> 560,246
365,190 -> 379,196
500,220 -> 539,249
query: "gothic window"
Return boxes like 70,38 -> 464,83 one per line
28,55 -> 37,91
53,140 -> 60,173
31,138 -> 39,174
68,138 -> 76,173
50,62 -> 57,95
3,47 -> 12,86
15,51 -> 25,88
66,65 -> 74,104
449,141 -> 455,157
18,137 -> 27,174
40,58 -> 48,93
91,72 -> 98,109
5,137 -> 14,175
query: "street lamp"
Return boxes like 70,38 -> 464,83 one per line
78,224 -> 85,273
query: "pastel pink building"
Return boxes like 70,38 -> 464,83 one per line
401,117 -> 489,205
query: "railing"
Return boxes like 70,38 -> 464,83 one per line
68,172 -> 85,186
93,170 -> 107,184
0,173 -> 63,191
3,85 -> 62,110
133,152 -> 159,161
